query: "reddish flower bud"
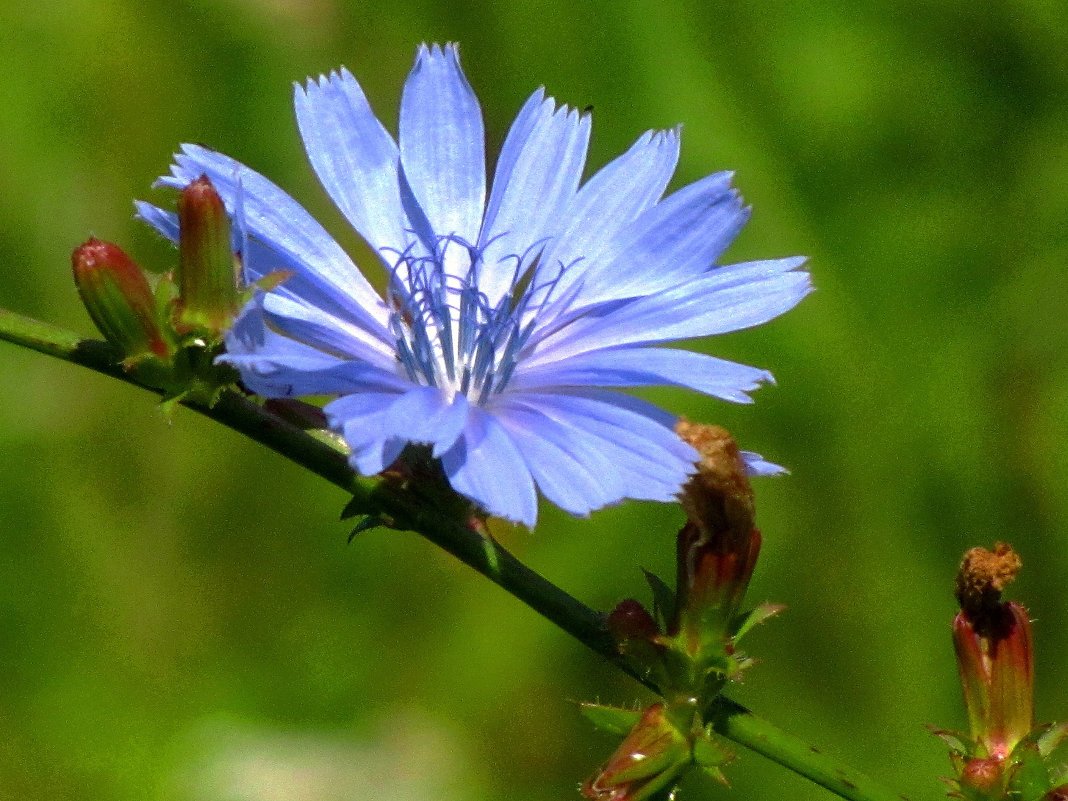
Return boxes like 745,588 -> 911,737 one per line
607,599 -> 660,644
959,757 -> 1005,798
176,175 -> 239,334
72,238 -> 171,362
582,703 -> 691,801
953,544 -> 1034,761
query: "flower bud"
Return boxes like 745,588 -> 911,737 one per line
959,757 -> 1005,799
606,599 -> 660,644
582,703 -> 691,801
176,175 -> 239,334
72,238 -> 171,362
672,422 -> 761,652
953,544 -> 1033,761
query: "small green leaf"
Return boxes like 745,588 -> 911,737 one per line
1037,721 -> 1068,759
694,727 -> 735,780
579,702 -> 643,736
347,516 -> 385,542
642,569 -> 676,630
731,602 -> 786,641
929,726 -> 972,756
253,269 -> 294,293
1007,743 -> 1050,801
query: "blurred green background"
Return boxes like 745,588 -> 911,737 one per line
1,1 -> 1067,799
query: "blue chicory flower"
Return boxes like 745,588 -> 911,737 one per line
137,43 -> 810,527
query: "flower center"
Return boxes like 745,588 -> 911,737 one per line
385,235 -> 561,405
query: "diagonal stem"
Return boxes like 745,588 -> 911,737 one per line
0,306 -> 908,801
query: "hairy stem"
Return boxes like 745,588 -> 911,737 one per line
0,307 -> 907,801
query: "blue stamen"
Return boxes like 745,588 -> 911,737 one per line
384,232 -> 575,404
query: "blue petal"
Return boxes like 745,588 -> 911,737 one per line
535,128 -> 680,304
222,301 -> 410,400
399,43 -> 485,253
260,292 -> 395,369
492,389 -> 698,501
153,145 -> 390,336
136,197 -> 395,366
439,407 -> 539,526
562,172 -> 749,309
135,200 -> 179,240
294,69 -> 423,259
527,257 -> 811,362
741,451 -> 788,476
222,301 -> 347,397
350,438 -> 408,476
493,407 -> 615,515
382,387 -> 470,457
325,388 -> 471,473
476,90 -> 591,306
511,347 -> 773,403
136,201 -> 375,335
325,392 -> 410,474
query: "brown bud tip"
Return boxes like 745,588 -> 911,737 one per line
181,175 -> 227,211
674,420 -> 754,537
1044,786 -> 1068,801
955,542 -> 1021,619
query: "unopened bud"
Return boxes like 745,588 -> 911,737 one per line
72,238 -> 171,362
582,703 -> 691,801
959,757 -> 1004,798
607,599 -> 660,644
953,543 -> 1034,761
176,175 -> 239,334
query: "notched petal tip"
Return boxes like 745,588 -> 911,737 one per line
412,42 -> 462,72
650,126 -> 682,148
784,256 -> 810,276
301,68 -> 352,96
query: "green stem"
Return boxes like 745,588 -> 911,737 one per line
711,698 -> 909,801
0,307 -> 908,801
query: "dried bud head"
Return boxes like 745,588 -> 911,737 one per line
956,542 -> 1022,624
675,420 -> 754,539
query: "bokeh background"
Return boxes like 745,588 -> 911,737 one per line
1,1 -> 1067,799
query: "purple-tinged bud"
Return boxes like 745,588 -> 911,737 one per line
953,543 -> 1033,762
672,422 -> 761,652
72,238 -> 172,362
1043,786 -> 1068,801
176,175 -> 239,335
607,599 -> 660,644
582,703 -> 691,801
